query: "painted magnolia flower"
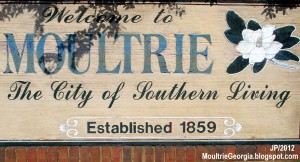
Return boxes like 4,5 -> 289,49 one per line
225,11 -> 300,74
236,25 -> 283,64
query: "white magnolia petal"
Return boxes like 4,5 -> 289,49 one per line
249,47 -> 266,63
262,35 -> 276,49
236,41 -> 256,54
252,29 -> 262,43
265,41 -> 283,55
242,29 -> 254,42
262,25 -> 275,38
242,53 -> 250,59
265,54 -> 276,59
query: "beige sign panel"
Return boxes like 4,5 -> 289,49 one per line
0,2 -> 299,141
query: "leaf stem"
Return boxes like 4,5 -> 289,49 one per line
270,59 -> 300,70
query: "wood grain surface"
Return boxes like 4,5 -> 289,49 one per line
0,3 -> 298,141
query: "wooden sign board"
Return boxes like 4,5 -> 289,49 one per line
0,1 -> 299,142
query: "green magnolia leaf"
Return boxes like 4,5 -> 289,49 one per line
226,11 -> 246,33
275,50 -> 299,61
227,56 -> 249,74
225,11 -> 245,45
224,29 -> 243,44
253,58 -> 267,73
274,26 -> 295,43
281,37 -> 300,49
247,20 -> 261,30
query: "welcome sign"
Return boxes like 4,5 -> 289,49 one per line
0,1 -> 299,142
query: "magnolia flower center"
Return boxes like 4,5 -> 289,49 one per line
256,36 -> 263,48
